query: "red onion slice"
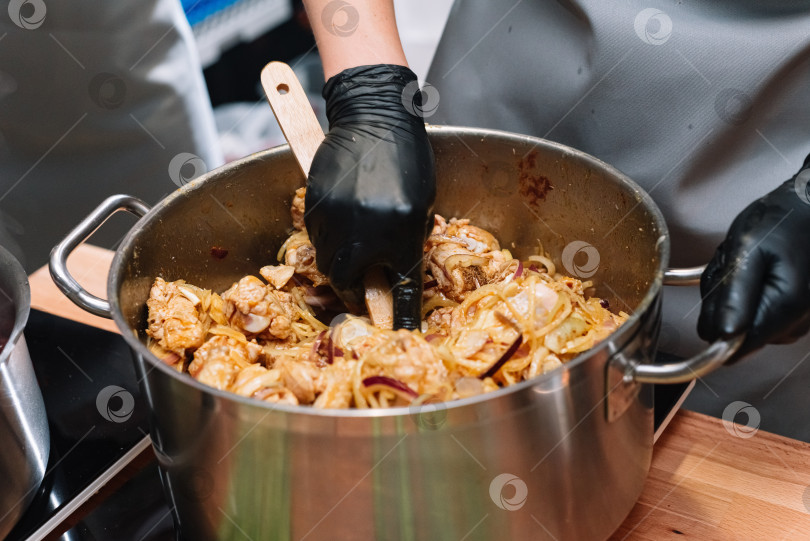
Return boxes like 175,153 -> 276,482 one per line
362,376 -> 419,400
326,330 -> 343,364
479,335 -> 524,380
311,330 -> 327,363
513,260 -> 523,279
311,330 -> 344,365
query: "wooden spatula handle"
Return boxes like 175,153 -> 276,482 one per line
260,61 -> 395,329
261,62 -> 325,174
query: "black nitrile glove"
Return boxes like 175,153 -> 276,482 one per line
304,65 -> 436,330
698,154 -> 810,358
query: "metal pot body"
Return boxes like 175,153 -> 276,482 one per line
55,126 -> 685,540
0,246 -> 49,539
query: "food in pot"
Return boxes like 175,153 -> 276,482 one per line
145,188 -> 628,408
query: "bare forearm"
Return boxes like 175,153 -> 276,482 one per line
302,0 -> 408,79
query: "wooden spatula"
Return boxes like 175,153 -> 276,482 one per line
261,61 -> 394,329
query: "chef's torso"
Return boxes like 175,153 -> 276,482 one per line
428,0 -> 810,440
429,0 -> 810,264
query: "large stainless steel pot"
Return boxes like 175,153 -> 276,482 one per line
50,126 -> 742,540
0,245 -> 49,539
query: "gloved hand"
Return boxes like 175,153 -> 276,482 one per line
698,154 -> 810,358
305,65 -> 436,330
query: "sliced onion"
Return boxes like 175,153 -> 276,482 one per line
362,376 -> 419,401
444,254 -> 488,271
424,333 -> 442,343
311,330 -> 327,363
327,334 -> 343,364
455,376 -> 485,398
242,313 -> 272,333
513,260 -> 523,279
479,335 -> 524,380
528,264 -> 540,273
494,310 -> 521,332
178,286 -> 201,306
161,352 -> 181,365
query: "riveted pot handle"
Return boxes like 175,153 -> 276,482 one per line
49,195 -> 151,318
630,265 -> 745,383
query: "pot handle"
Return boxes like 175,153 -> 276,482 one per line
49,195 -> 151,318
662,265 -> 704,286
630,265 -> 745,384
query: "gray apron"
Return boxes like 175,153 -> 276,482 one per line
428,0 -> 810,440
0,0 -> 222,272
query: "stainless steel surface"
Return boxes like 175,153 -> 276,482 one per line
663,265 -> 706,286
49,195 -> 150,318
632,334 -> 746,384
53,125 -> 739,540
0,245 -> 49,539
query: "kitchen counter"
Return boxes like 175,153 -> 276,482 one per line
28,244 -> 810,540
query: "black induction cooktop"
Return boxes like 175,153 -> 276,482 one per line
4,310 -> 152,541
4,310 -> 691,541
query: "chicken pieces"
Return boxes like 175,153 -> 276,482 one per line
188,335 -> 262,390
331,317 -> 450,401
145,188 -> 628,409
290,186 -> 307,231
281,230 -> 329,287
425,216 -> 514,302
146,278 -> 209,360
222,275 -> 294,340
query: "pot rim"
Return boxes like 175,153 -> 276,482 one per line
0,245 -> 30,366
109,125 -> 670,418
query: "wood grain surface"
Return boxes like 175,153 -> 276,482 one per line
610,410 -> 810,540
261,61 -> 324,175
30,244 -> 810,539
29,243 -> 118,333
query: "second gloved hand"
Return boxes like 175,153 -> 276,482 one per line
305,65 -> 436,329
698,155 -> 810,358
